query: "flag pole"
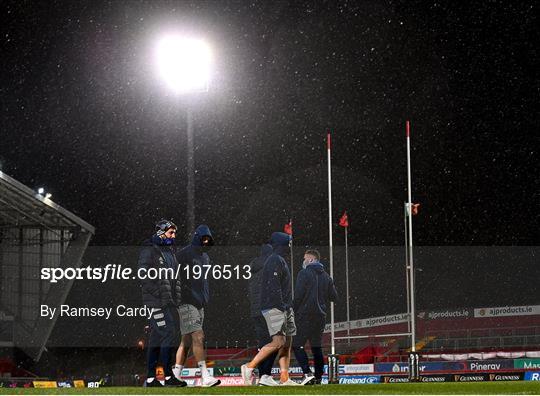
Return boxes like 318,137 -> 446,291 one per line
406,120 -> 417,353
345,224 -> 350,343
404,203 -> 411,334
327,131 -> 336,356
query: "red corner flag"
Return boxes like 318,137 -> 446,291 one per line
411,203 -> 420,216
339,211 -> 349,228
284,220 -> 293,235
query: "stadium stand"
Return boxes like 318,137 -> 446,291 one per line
0,171 -> 94,364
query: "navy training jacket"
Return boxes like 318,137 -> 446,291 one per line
176,224 -> 213,309
138,234 -> 182,308
248,244 -> 273,317
260,232 -> 293,312
293,261 -> 337,318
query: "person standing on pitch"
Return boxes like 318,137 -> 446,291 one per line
248,243 -> 279,386
292,249 -> 338,385
138,220 -> 186,387
172,225 -> 221,387
241,232 -> 299,386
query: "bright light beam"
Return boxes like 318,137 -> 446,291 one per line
155,35 -> 211,94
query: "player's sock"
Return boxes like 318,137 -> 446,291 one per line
280,371 -> 289,383
172,364 -> 183,379
198,361 -> 209,379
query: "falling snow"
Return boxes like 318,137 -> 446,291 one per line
0,0 -> 538,379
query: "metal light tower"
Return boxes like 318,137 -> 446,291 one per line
155,35 -> 211,235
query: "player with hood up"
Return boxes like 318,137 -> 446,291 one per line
172,225 -> 221,387
241,232 -> 300,386
248,244 -> 279,386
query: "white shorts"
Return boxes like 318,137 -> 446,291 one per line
262,308 -> 296,337
179,304 -> 204,335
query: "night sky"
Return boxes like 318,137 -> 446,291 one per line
2,1 -> 538,247
1,1 -> 539,348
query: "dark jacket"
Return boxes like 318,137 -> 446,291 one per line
176,225 -> 213,309
260,232 -> 293,312
138,235 -> 182,308
293,261 -> 337,318
248,244 -> 273,317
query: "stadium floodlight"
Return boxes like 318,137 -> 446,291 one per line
155,35 -> 211,94
37,187 -> 45,195
154,34 -> 212,236
45,193 -> 52,199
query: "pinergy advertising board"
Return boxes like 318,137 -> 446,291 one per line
374,360 -> 515,373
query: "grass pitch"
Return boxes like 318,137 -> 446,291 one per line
0,382 -> 539,395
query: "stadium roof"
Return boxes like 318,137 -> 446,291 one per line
0,171 -> 95,234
